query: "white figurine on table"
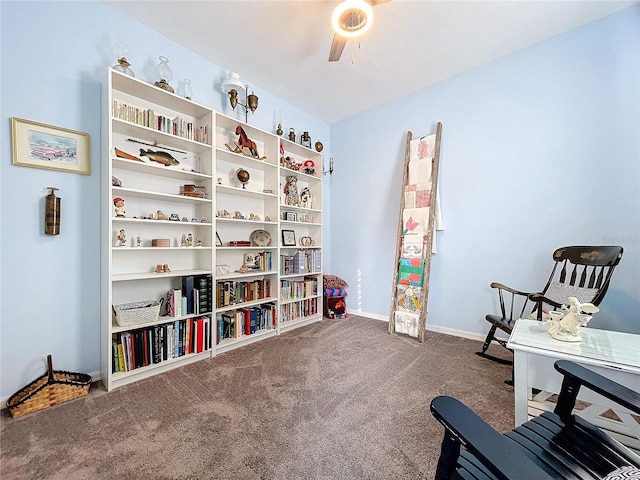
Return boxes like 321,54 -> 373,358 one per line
547,296 -> 599,342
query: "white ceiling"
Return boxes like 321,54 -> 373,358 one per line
105,0 -> 636,124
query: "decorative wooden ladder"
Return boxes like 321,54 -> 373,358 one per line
388,123 -> 443,342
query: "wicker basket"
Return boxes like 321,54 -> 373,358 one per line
6,355 -> 91,418
113,300 -> 161,327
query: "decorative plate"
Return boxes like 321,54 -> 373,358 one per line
250,229 -> 271,247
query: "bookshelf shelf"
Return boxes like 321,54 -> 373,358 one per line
216,328 -> 277,355
112,157 -> 212,181
102,68 -> 323,392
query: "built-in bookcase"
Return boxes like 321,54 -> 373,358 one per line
101,68 -> 323,390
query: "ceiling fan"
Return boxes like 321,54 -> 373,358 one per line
328,0 -> 390,62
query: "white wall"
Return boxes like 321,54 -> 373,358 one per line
0,1 -> 330,399
329,6 -> 639,335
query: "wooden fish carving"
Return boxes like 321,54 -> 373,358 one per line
139,149 -> 179,166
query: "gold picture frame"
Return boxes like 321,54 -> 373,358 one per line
12,117 -> 90,175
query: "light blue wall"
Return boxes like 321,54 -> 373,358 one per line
330,6 -> 639,336
0,1 -> 330,398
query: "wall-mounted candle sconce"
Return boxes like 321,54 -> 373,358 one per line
45,187 -> 60,235
323,157 -> 334,176
221,72 -> 258,123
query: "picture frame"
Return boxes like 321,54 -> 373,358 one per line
285,212 -> 297,222
216,232 -> 223,247
282,229 -> 296,246
11,117 -> 90,175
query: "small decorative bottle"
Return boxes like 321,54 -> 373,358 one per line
276,123 -> 283,136
288,128 -> 296,142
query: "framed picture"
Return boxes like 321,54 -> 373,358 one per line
11,117 -> 90,175
285,212 -> 297,222
216,232 -> 223,247
282,229 -> 296,246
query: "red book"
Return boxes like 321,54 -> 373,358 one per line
196,318 -> 204,353
129,334 -> 136,370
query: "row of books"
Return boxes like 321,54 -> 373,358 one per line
246,251 -> 273,272
111,99 -> 209,144
165,275 -> 212,317
280,249 -> 321,275
280,277 -> 318,301
216,278 -> 272,308
217,303 -> 277,342
280,298 -> 318,323
112,316 -> 211,373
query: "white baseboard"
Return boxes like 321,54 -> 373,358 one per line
346,309 -> 509,343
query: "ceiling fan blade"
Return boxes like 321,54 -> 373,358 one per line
328,34 -> 347,62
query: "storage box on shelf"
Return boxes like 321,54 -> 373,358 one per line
102,68 -> 214,391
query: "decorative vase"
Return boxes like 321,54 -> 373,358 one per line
154,56 -> 174,93
183,78 -> 192,100
276,123 -> 283,136
112,42 -> 135,77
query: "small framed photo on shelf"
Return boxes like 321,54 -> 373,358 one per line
11,117 -> 90,175
284,212 -> 297,222
282,230 -> 296,246
216,232 -> 223,247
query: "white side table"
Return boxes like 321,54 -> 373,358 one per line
507,319 -> 640,449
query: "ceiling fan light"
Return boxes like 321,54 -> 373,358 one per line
331,0 -> 373,38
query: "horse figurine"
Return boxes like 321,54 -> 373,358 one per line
225,125 -> 266,160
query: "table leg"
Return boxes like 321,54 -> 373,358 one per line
513,350 -> 529,426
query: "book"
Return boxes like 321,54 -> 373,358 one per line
182,276 -> 195,314
173,289 -> 182,317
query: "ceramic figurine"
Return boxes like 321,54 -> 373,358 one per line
300,187 -> 312,209
195,235 -> 202,247
113,197 -> 125,217
117,229 -> 126,246
181,234 -> 187,247
187,233 -> 193,246
547,297 -> 599,342
284,175 -> 300,206
136,236 -> 142,247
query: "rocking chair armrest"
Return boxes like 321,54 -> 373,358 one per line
489,282 -> 536,298
528,293 -> 562,309
430,396 -> 555,480
554,360 -> 640,419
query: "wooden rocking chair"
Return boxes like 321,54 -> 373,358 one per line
476,245 -> 623,365
430,360 -> 640,480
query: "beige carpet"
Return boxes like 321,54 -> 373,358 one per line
0,315 -> 514,479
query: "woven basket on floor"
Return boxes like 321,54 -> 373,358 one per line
6,355 -> 91,418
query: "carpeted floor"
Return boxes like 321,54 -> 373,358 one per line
0,315 -> 514,479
